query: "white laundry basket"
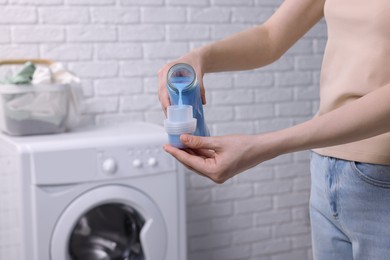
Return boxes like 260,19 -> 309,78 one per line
0,59 -> 81,136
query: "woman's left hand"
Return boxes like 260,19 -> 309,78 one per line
163,134 -> 276,183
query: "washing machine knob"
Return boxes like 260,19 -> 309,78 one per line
132,159 -> 143,168
148,157 -> 158,167
102,158 -> 117,174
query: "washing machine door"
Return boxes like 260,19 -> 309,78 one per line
51,185 -> 167,260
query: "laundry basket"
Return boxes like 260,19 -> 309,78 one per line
0,59 -> 81,136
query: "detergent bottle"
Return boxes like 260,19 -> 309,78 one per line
164,63 -> 210,148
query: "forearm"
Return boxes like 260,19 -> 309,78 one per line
198,26 -> 277,73
261,84 -> 390,157
195,0 -> 324,74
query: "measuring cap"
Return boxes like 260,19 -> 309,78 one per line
164,105 -> 197,148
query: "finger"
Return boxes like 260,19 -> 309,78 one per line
158,68 -> 171,116
184,148 -> 216,158
180,135 -> 218,150
163,144 -> 215,173
199,78 -> 206,105
181,163 -> 209,178
200,87 -> 206,105
160,90 -> 170,116
184,164 -> 218,183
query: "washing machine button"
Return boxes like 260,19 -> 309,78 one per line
132,159 -> 143,168
147,157 -> 158,167
102,158 -> 117,174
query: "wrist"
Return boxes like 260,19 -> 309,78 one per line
252,130 -> 295,162
250,133 -> 278,163
194,44 -> 213,73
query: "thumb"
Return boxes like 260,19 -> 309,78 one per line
181,135 -> 215,150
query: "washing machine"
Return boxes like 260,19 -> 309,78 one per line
0,122 -> 187,260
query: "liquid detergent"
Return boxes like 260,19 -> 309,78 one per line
164,63 -> 210,148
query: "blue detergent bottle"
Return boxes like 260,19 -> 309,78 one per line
164,63 -> 210,148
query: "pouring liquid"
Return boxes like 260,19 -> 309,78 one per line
169,76 -> 193,106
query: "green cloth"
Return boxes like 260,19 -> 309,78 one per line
1,61 -> 36,85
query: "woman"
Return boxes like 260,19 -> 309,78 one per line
158,0 -> 390,259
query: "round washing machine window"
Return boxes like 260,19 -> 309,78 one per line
68,203 -> 145,260
50,185 -> 167,260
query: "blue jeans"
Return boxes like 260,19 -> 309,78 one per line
310,152 -> 390,260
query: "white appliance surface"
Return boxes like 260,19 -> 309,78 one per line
0,122 -> 187,260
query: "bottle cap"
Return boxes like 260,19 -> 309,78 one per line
164,105 -> 197,135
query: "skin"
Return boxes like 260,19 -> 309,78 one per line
158,0 -> 390,184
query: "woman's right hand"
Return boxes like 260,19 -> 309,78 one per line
157,49 -> 207,115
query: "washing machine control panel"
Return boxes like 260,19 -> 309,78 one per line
97,144 -> 176,178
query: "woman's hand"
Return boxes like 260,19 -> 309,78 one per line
157,49 -> 207,115
163,134 -> 277,184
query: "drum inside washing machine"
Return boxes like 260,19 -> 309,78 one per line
69,203 -> 145,260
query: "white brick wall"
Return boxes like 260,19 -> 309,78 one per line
0,1 -> 327,259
